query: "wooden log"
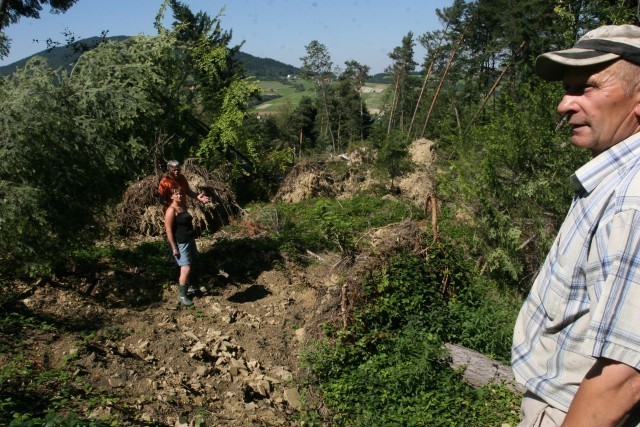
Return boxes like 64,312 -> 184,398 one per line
445,343 -> 526,393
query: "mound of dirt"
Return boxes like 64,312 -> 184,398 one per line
272,161 -> 337,203
273,139 -> 437,207
398,138 -> 437,208
116,160 -> 239,237
302,219 -> 429,341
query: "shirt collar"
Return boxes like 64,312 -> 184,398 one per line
571,133 -> 640,194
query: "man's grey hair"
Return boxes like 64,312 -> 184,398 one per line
167,160 -> 180,170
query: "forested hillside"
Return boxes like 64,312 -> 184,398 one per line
1,0 -> 638,425
0,37 -> 300,79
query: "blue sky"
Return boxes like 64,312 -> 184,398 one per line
1,0 -> 453,74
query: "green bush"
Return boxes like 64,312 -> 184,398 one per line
306,323 -> 519,426
354,250 -> 457,334
448,277 -> 521,363
438,85 -> 588,287
304,242 -> 520,425
273,196 -> 424,255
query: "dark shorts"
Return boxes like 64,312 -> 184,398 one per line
171,240 -> 198,266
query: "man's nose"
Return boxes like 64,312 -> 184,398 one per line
557,95 -> 577,115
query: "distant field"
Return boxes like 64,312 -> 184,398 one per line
252,80 -> 316,115
252,79 -> 389,116
360,83 -> 389,114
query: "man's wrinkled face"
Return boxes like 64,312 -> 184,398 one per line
169,166 -> 181,177
558,61 -> 640,156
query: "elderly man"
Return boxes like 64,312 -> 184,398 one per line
512,25 -> 640,426
158,160 -> 210,211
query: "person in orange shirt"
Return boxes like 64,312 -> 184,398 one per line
158,160 -> 210,211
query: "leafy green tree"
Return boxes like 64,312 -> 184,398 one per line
385,32 -> 418,135
300,40 -> 336,153
439,84 -> 589,285
160,1 -> 294,202
336,60 -> 372,145
0,57 -> 134,275
168,0 -> 220,44
291,95 -> 319,156
375,131 -> 412,191
69,32 -> 198,170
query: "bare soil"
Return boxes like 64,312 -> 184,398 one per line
15,241 -> 344,426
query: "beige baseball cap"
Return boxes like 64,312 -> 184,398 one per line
536,24 -> 640,81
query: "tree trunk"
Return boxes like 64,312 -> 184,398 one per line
387,75 -> 401,135
408,27 -> 449,139
464,42 -> 524,133
408,60 -> 435,139
445,343 -> 525,393
321,83 -> 336,153
420,29 -> 466,138
358,86 -> 365,140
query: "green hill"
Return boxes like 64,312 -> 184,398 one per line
0,36 -> 128,75
0,36 -> 300,79
234,51 -> 299,79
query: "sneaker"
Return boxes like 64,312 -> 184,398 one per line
178,296 -> 194,306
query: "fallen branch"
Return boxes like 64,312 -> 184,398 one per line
306,249 -> 325,262
341,283 -> 349,330
445,343 -> 525,393
517,234 -> 537,251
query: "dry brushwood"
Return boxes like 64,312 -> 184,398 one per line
116,159 -> 240,237
272,161 -> 337,203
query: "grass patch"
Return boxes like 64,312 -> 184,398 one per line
272,195 -> 424,256
360,83 -> 390,112
253,79 -> 315,114
252,79 -> 389,115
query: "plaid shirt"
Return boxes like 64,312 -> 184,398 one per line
512,133 -> 640,412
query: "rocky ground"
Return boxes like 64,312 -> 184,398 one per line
16,244 -> 345,426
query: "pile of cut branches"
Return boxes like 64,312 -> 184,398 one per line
272,161 -> 337,203
116,159 -> 239,237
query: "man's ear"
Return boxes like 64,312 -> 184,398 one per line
634,81 -> 640,118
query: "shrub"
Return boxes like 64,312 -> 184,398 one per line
303,241 -> 521,425
273,196 -> 423,255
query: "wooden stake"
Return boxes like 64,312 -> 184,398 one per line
425,192 -> 439,247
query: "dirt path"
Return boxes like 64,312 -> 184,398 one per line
19,241 -> 343,426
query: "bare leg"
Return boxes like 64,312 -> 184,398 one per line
178,265 -> 191,285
